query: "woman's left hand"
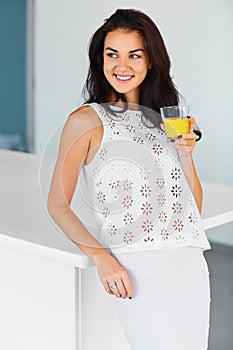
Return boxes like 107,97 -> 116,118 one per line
173,116 -> 196,157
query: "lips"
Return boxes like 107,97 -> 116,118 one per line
114,74 -> 134,81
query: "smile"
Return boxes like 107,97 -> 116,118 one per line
114,74 -> 134,81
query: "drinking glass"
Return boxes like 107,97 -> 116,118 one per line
160,105 -> 190,138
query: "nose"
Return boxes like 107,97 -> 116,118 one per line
117,58 -> 129,71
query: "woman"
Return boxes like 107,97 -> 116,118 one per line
47,9 -> 211,349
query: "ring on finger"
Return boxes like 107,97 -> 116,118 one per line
109,284 -> 117,291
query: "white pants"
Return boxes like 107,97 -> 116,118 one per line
112,246 -> 211,350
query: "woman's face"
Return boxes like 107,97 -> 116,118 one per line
103,29 -> 150,104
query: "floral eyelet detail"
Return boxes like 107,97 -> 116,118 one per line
141,219 -> 154,233
140,184 -> 152,198
171,184 -> 182,198
171,167 -> 181,181
123,231 -> 134,244
141,202 -> 153,215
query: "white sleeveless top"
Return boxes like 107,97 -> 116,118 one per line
72,102 -> 211,255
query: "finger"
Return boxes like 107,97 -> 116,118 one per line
121,272 -> 134,298
116,280 -> 128,298
174,137 -> 186,145
180,132 -> 196,141
187,115 -> 195,133
102,280 -> 115,295
110,281 -> 124,298
175,139 -> 195,148
160,123 -> 165,132
108,278 -> 128,298
105,278 -> 125,298
174,135 -> 195,147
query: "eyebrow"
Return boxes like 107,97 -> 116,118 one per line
105,47 -> 145,53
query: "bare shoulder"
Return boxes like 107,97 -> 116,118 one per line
58,105 -> 103,159
66,105 -> 102,131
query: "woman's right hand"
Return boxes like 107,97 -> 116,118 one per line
93,252 -> 134,299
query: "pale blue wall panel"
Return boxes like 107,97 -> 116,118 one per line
0,0 -> 27,150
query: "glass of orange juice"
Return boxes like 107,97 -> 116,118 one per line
160,105 -> 190,138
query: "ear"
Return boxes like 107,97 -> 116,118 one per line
148,63 -> 152,69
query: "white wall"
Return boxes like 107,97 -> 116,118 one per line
34,0 -> 233,244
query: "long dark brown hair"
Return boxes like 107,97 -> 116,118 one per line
83,8 -> 179,113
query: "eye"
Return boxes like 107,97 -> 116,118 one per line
129,53 -> 141,59
106,53 -> 118,58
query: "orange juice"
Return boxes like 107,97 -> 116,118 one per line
163,118 -> 189,138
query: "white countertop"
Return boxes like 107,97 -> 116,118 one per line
0,149 -> 93,268
0,149 -> 233,268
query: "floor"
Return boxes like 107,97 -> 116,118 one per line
204,242 -> 233,350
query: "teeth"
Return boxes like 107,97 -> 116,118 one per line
116,75 -> 132,81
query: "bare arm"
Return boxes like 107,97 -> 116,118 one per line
178,153 -> 203,213
47,108 -> 109,261
47,108 -> 133,298
173,116 -> 203,213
